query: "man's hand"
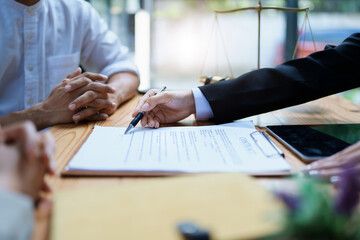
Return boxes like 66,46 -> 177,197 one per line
63,71 -> 117,122
0,121 -> 55,202
41,70 -> 116,125
64,71 -> 139,122
0,69 -> 139,129
303,141 -> 360,181
132,89 -> 196,128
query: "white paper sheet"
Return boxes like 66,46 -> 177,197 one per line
66,121 -> 290,174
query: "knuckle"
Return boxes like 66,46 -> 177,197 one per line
105,86 -> 113,92
85,77 -> 92,84
87,90 -> 97,99
95,84 -> 106,92
162,92 -> 170,98
80,76 -> 91,84
91,101 -> 100,109
147,98 -> 154,105
79,110 -> 92,119
88,82 -> 95,88
99,92 -> 108,99
90,100 -> 99,108
105,100 -> 113,108
140,97 -> 148,103
146,89 -> 156,96
83,72 -> 91,78
61,80 -> 68,86
89,108 -> 98,115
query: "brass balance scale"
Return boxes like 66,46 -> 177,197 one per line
199,0 -> 317,85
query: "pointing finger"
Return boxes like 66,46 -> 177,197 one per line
132,89 -> 158,117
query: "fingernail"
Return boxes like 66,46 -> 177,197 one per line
65,84 -> 72,91
68,104 -> 76,110
308,170 -> 319,176
100,113 -> 108,119
111,102 -> 116,108
73,114 -> 80,121
141,103 -> 150,111
111,87 -> 116,92
100,74 -> 108,79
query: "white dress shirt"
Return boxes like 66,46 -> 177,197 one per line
0,0 -> 138,117
0,189 -> 33,240
191,88 -> 214,120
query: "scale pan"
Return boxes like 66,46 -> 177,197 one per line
198,75 -> 234,85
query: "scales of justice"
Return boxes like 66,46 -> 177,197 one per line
199,0 -> 317,85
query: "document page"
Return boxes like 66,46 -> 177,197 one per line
66,122 -> 290,175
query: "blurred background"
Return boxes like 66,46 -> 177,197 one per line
86,0 -> 360,103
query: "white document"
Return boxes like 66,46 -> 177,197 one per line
65,121 -> 290,175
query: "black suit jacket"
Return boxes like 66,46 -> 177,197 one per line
199,33 -> 360,124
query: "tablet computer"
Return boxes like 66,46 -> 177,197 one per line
266,124 -> 360,162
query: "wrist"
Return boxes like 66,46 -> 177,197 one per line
0,104 -> 51,130
107,72 -> 139,106
185,90 -> 196,115
109,92 -> 121,108
23,102 -> 53,130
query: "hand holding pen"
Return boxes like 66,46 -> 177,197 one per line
127,88 -> 196,133
125,86 -> 167,134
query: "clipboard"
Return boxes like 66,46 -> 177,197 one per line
62,124 -> 291,177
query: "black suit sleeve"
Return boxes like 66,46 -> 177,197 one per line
199,33 -> 360,124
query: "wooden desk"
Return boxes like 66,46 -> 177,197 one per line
32,94 -> 360,240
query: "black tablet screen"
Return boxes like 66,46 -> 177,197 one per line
266,124 -> 360,158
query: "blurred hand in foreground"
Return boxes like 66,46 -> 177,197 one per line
303,141 -> 360,182
0,121 -> 55,202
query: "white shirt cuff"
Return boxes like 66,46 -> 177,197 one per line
191,88 -> 214,120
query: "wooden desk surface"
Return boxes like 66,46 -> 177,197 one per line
32,94 -> 360,240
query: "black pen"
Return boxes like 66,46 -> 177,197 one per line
124,86 -> 167,134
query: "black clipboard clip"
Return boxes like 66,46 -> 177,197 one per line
250,131 -> 284,157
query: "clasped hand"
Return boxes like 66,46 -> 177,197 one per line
42,68 -> 118,125
0,121 -> 55,202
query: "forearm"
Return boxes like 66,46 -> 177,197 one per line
200,33 -> 360,123
107,72 -> 140,107
0,103 -> 50,130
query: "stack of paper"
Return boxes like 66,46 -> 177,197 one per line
63,122 -> 290,176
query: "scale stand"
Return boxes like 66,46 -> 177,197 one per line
199,0 -> 316,85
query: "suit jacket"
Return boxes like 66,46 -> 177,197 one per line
199,33 -> 360,124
